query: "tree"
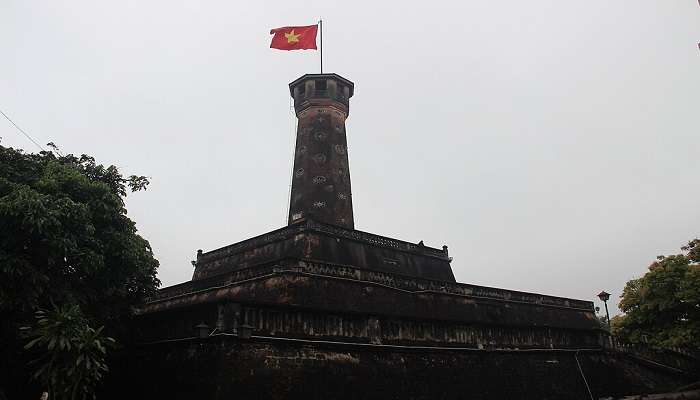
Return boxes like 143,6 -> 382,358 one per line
613,239 -> 700,349
22,304 -> 114,400
0,143 -> 160,397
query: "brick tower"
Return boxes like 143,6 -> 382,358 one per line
127,72 -> 636,400
287,73 -> 355,229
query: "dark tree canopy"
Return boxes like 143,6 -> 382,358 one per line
0,144 -> 159,322
613,239 -> 700,349
0,143 -> 160,397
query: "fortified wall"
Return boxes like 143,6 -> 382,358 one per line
123,73 -> 699,399
108,339 -> 693,400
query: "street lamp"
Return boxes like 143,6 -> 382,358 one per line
195,322 -> 210,339
597,291 -> 611,329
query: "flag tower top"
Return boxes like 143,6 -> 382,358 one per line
288,73 -> 354,97
289,73 -> 354,116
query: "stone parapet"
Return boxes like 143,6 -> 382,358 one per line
138,258 -> 603,351
153,259 -> 592,312
192,219 -> 454,281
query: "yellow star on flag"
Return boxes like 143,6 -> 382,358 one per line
285,30 -> 301,43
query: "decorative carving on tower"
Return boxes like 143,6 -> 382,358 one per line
288,73 -> 355,229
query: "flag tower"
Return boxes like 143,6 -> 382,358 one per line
287,73 -> 355,229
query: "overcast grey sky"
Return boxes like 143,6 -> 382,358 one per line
2,1 -> 699,315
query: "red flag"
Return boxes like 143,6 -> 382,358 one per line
270,25 -> 318,50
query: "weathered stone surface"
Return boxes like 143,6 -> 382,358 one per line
191,219 -> 455,282
139,258 -> 603,349
123,73 -> 696,398
104,338 -> 694,400
288,74 -> 355,229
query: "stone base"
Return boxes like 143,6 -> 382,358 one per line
103,337 -> 694,400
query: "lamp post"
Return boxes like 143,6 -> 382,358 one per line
195,322 -> 210,339
597,291 -> 611,329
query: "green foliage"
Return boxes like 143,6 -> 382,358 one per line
614,239 -> 700,349
0,143 -> 160,396
0,144 -> 160,324
21,304 -> 114,400
683,239 -> 700,264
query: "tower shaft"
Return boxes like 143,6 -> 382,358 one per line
288,74 -> 355,229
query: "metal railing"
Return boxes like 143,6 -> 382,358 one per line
611,337 -> 700,374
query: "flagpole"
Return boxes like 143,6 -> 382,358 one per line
319,19 -> 323,74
